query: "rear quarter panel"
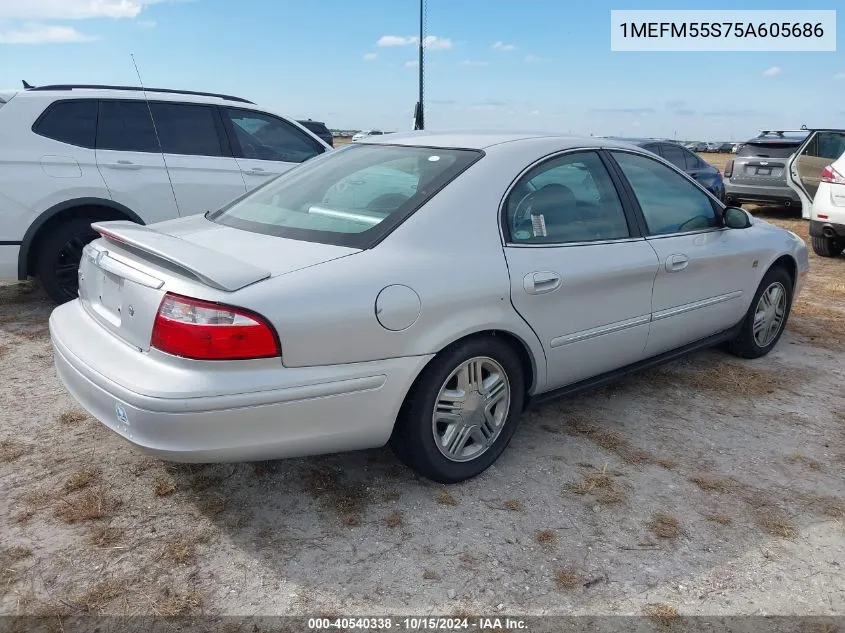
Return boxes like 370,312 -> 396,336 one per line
228,141 -> 559,391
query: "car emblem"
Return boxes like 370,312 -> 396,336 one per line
127,305 -> 135,317
760,161 -> 769,166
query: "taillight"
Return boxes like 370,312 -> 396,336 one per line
724,160 -> 734,178
151,293 -> 280,360
821,165 -> 845,184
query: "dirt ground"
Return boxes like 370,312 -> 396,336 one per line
1,200 -> 844,620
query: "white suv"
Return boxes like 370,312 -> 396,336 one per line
787,128 -> 845,257
0,84 -> 331,302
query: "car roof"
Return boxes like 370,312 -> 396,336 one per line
10,86 -> 254,106
601,136 -> 677,147
358,130 -> 635,151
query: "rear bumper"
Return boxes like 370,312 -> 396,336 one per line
809,220 -> 845,239
723,183 -> 800,206
50,300 -> 432,463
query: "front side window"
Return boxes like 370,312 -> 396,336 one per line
149,102 -> 224,156
804,132 -> 845,160
612,151 -> 719,236
505,151 -> 630,244
33,99 -> 97,148
208,144 -> 481,248
223,108 -> 324,163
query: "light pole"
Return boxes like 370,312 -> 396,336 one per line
413,0 -> 425,130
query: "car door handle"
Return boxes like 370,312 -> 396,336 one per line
523,271 -> 562,294
665,254 -> 689,272
104,160 -> 142,170
242,168 -> 271,176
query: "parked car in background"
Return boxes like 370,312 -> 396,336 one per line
723,131 -> 807,210
786,128 -> 845,254
687,142 -> 709,152
49,131 -> 808,483
731,143 -> 742,154
717,142 -> 734,153
297,119 -> 333,147
0,83 -> 331,303
607,138 -> 725,200
352,129 -> 385,142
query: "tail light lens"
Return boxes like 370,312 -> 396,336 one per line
821,165 -> 845,184
151,293 -> 280,360
724,160 -> 734,178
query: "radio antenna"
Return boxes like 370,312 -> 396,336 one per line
131,53 -> 180,215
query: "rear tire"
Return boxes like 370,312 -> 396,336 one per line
811,235 -> 844,258
390,336 -> 525,483
726,266 -> 793,359
35,218 -> 100,304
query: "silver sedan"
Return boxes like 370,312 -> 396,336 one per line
49,131 -> 809,483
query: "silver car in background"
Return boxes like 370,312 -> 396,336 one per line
50,131 -> 809,483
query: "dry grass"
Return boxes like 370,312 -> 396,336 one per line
690,475 -> 733,493
657,459 -> 678,469
648,513 -> 681,539
422,569 -> 440,580
436,490 -> 459,506
63,468 -> 101,493
152,587 -> 203,616
160,538 -> 196,566
0,439 -> 29,463
758,509 -> 797,538
54,487 -> 120,524
57,410 -> 87,425
566,465 -> 627,505
535,529 -> 558,546
788,451 -> 823,471
383,512 -> 404,528
555,569 -> 582,590
0,546 -> 33,593
643,603 -> 680,623
153,477 -> 177,497
706,514 -> 733,525
503,499 -> 524,511
656,358 -> 791,397
457,553 -> 476,567
16,488 -> 52,522
566,416 -> 653,465
303,468 -> 371,520
89,524 -> 124,547
76,578 -> 126,613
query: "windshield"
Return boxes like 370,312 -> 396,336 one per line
208,143 -> 482,248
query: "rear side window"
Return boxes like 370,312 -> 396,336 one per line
97,100 -> 158,152
737,142 -> 801,159
208,143 -> 482,248
149,102 -> 224,156
658,144 -> 687,170
33,100 -> 97,148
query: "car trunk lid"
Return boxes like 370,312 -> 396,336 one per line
79,217 -> 359,351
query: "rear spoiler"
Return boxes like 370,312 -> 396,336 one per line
91,221 -> 271,292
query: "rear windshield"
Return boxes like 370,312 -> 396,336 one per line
208,143 -> 482,248
737,141 -> 802,159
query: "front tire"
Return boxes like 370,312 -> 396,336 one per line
726,266 -> 793,359
811,235 -> 844,258
390,336 -> 525,483
35,218 -> 99,304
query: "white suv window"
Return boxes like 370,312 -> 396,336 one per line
97,100 -> 224,156
222,108 -> 324,163
33,99 -> 97,148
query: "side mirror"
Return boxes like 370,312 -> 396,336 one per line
724,206 -> 752,229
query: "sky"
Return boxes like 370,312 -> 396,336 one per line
0,0 -> 843,140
